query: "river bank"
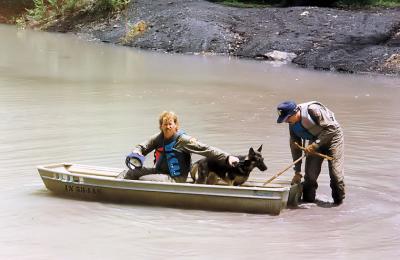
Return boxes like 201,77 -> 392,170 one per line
5,0 -> 400,75
0,0 -> 32,24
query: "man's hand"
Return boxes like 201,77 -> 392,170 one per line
291,171 -> 302,185
304,143 -> 318,154
228,156 -> 240,166
132,149 -> 143,156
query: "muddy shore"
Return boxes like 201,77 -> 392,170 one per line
21,0 -> 400,75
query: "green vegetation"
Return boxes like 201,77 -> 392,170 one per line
209,0 -> 400,7
17,0 -> 130,28
95,0 -> 130,11
338,0 -> 400,7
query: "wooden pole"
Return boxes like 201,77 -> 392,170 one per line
294,142 -> 333,161
263,142 -> 334,186
263,154 -> 306,186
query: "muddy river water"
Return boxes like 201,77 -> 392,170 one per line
1,24 -> 399,259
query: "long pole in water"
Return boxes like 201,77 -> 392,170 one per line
263,142 -> 334,186
263,154 -> 306,186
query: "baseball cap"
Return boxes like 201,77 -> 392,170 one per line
276,101 -> 297,123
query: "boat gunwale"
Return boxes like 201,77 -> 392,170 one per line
37,163 -> 290,193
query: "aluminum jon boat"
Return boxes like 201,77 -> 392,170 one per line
37,163 -> 301,215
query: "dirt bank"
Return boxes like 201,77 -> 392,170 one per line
0,0 -> 33,24
46,0 -> 400,75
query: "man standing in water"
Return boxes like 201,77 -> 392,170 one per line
123,111 -> 239,183
276,101 -> 345,205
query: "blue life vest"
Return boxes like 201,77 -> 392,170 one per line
291,101 -> 328,140
155,130 -> 190,177
292,122 -> 315,140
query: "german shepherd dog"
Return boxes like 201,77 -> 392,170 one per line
190,145 -> 267,186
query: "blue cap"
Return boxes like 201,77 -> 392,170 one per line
276,101 -> 297,123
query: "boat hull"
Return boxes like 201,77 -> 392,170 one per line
38,163 -> 299,215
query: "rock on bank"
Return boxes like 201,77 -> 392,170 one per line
47,0 -> 400,75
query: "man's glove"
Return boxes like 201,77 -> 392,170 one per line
227,155 -> 240,167
304,143 -> 318,154
291,171 -> 302,185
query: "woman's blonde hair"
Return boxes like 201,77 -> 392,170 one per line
158,111 -> 179,130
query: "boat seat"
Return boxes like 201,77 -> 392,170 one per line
65,164 -> 123,177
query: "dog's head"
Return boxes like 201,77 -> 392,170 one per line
248,145 -> 267,171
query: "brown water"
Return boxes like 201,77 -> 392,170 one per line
1,24 -> 400,259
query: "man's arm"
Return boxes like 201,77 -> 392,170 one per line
177,135 -> 229,161
308,104 -> 340,148
289,126 -> 303,172
134,133 -> 161,156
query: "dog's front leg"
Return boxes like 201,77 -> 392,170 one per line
206,172 -> 218,185
196,163 -> 207,184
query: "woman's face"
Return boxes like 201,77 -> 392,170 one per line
161,117 -> 178,139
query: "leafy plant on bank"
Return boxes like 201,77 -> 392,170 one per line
95,0 -> 131,11
18,0 -> 130,28
27,0 -> 47,21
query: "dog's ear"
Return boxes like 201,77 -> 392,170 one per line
249,147 -> 255,156
257,145 -> 263,152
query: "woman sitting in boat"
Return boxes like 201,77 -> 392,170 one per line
122,111 -> 239,183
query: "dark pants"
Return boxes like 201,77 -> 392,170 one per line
303,132 -> 345,204
124,167 -> 189,183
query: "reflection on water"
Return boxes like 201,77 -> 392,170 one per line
0,24 -> 400,259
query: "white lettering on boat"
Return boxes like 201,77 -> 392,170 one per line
64,184 -> 100,194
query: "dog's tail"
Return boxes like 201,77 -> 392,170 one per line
190,162 -> 199,183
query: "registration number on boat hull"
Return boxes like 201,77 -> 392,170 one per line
64,184 -> 101,194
